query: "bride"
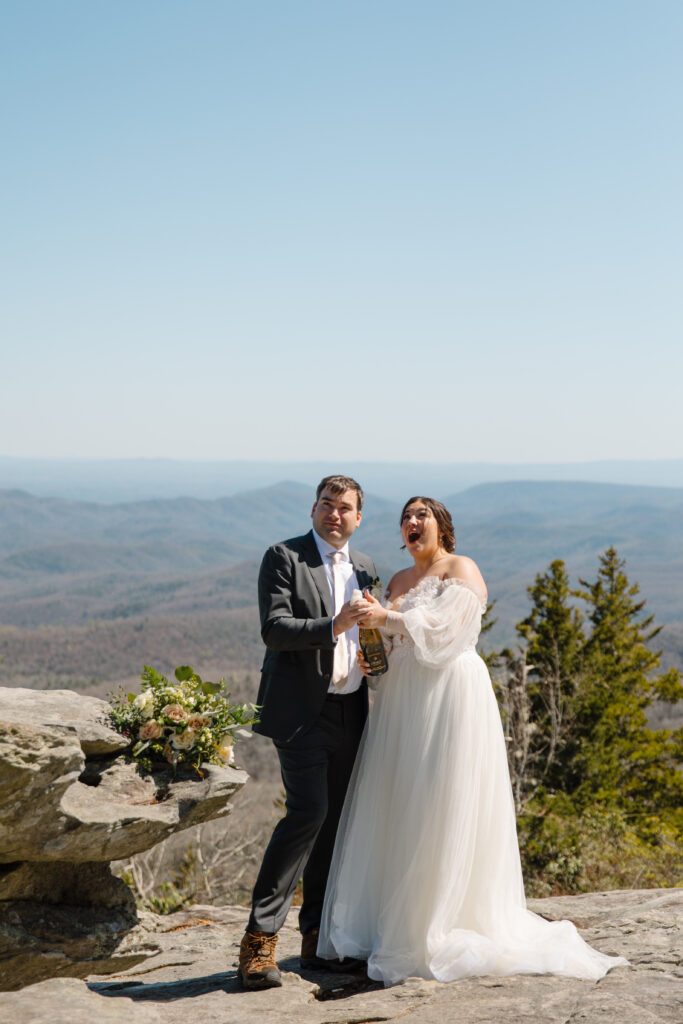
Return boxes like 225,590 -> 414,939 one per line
317,496 -> 627,986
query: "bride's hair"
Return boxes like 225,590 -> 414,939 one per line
400,496 -> 455,553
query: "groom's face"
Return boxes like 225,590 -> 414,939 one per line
311,487 -> 362,549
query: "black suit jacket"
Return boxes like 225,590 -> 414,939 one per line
253,530 -> 378,742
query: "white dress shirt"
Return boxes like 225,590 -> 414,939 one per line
312,529 -> 363,695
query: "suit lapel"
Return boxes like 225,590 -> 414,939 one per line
304,532 -> 333,617
350,550 -> 375,592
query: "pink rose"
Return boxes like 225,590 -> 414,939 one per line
187,714 -> 210,730
161,704 -> 188,723
139,720 -> 163,741
171,728 -> 197,750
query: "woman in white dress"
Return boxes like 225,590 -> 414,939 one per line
317,496 -> 627,986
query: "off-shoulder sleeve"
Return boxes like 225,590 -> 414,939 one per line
386,580 -> 484,669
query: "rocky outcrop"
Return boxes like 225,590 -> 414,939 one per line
4,888 -> 681,1024
0,687 -> 247,991
0,687 -> 132,756
0,688 -> 246,863
0,860 -> 158,991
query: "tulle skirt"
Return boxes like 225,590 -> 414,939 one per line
318,647 -> 627,985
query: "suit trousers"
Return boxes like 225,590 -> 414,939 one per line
248,688 -> 366,937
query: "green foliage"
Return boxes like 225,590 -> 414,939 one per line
573,548 -> 683,818
119,846 -> 200,914
517,794 -> 584,895
519,798 -> 682,897
120,870 -> 192,914
488,565 -> 586,811
518,558 -> 584,694
494,548 -> 683,894
478,600 -> 499,669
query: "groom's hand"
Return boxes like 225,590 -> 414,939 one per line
333,598 -> 371,636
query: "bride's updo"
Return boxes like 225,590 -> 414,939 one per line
400,496 -> 455,553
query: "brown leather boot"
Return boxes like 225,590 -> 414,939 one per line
300,927 -> 365,973
239,930 -> 282,989
300,927 -> 321,967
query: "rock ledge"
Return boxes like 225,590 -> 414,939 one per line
0,686 -> 246,991
6,887 -> 680,1024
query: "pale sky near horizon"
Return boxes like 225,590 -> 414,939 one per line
2,1 -> 682,464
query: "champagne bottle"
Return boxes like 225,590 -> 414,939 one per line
351,589 -> 388,676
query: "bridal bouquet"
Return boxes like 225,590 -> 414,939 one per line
109,664 -> 259,774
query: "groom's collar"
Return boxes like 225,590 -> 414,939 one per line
312,529 -> 350,562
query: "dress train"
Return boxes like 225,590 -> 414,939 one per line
318,577 -> 627,985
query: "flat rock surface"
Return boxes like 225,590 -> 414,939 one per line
0,687 -> 130,756
47,759 -> 248,862
3,977 -> 163,1023
9,887 -> 678,1024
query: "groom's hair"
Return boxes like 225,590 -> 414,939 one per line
400,496 -> 456,553
316,475 -> 364,512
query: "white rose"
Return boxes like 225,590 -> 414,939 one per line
217,743 -> 234,765
133,691 -> 155,719
171,728 -> 197,750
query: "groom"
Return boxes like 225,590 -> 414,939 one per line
239,474 -> 377,989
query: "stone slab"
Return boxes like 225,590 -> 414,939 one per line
2,977 -> 163,1023
0,687 -> 130,756
73,888 -> 680,1024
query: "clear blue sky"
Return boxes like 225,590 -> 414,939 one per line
2,1 -> 681,463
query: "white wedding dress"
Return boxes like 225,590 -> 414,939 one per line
318,576 -> 627,985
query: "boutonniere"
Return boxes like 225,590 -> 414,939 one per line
367,576 -> 384,600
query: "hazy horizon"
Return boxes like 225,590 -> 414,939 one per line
2,454 -> 683,504
3,454 -> 683,467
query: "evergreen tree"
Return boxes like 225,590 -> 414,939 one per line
516,559 -> 585,792
574,547 -> 683,823
497,548 -> 683,894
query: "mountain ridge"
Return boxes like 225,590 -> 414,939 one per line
2,455 -> 683,503
0,480 -> 681,693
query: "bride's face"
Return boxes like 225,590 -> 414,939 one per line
401,502 -> 440,556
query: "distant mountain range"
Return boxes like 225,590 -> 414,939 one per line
2,455 -> 683,503
0,479 -> 681,662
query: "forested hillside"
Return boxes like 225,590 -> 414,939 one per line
1,480 -> 681,692
2,479 -> 679,671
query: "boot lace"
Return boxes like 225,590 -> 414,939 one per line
243,932 -> 277,969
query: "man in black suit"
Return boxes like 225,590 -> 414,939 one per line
239,474 -> 377,989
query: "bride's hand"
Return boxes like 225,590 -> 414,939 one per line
357,590 -> 388,629
356,650 -> 371,674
